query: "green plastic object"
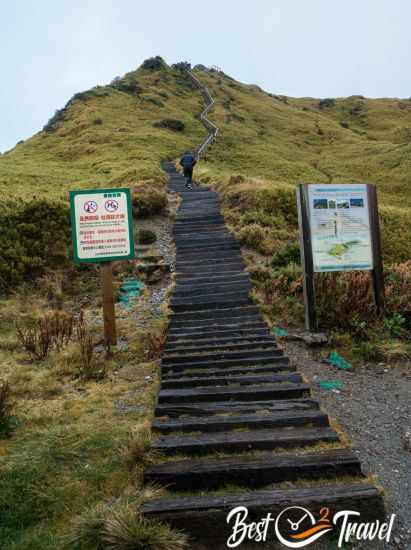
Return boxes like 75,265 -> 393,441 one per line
119,277 -> 143,308
273,327 -> 288,337
328,351 -> 353,370
319,380 -> 343,390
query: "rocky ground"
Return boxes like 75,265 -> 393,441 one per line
285,340 -> 411,550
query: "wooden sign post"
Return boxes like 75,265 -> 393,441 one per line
69,188 -> 135,346
101,262 -> 117,346
297,183 -> 384,332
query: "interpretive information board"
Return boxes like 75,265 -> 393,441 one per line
69,188 -> 135,263
297,183 -> 384,330
307,184 -> 373,272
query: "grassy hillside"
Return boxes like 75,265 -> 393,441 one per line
0,56 -> 410,331
1,57 -> 410,265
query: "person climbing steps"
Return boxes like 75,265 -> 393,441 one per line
179,150 -> 197,189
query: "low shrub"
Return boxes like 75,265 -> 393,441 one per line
65,502 -> 188,550
138,229 -> 157,245
172,61 -> 191,71
272,242 -> 300,268
237,224 -> 266,248
153,119 -> 185,132
110,79 -> 142,95
0,199 -> 70,292
75,313 -> 103,380
132,186 -> 167,217
141,56 -> 167,70
319,98 -> 336,109
16,310 -> 75,360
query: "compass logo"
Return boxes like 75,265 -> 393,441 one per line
274,506 -> 333,548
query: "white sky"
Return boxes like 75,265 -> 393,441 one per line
1,0 -> 410,152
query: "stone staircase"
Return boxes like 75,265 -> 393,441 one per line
141,164 -> 385,547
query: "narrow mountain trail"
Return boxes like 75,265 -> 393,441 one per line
140,70 -> 386,547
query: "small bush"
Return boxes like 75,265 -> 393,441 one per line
145,328 -> 167,360
141,56 -> 167,70
319,98 -> 336,109
111,79 -> 143,95
138,229 -> 157,245
75,313 -> 103,380
172,61 -> 191,71
238,224 -> 266,248
383,313 -> 406,337
132,187 -> 167,218
340,121 -> 350,129
65,502 -> 188,550
272,242 -> 300,268
16,310 -> 75,360
93,117 -> 103,125
153,119 -> 184,132
0,199 -> 70,292
119,423 -> 152,468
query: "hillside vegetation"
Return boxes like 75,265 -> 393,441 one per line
1,56 -> 410,263
0,56 -> 410,337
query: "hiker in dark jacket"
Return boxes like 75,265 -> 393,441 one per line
180,151 -> 197,188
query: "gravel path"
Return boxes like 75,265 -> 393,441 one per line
285,341 -> 411,549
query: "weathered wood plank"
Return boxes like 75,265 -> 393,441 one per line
160,372 -> 302,390
152,409 -> 329,434
152,427 -> 338,455
155,399 -> 319,417
145,448 -> 362,490
161,355 -> 290,374
158,383 -> 310,403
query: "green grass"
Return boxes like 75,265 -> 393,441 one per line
0,283 -> 166,549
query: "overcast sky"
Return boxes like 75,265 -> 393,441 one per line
1,0 -> 410,152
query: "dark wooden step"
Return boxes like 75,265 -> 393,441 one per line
173,282 -> 251,298
169,305 -> 260,321
161,355 -> 289,374
168,318 -> 265,331
161,364 -> 295,380
145,448 -> 362,490
158,383 -> 310,403
164,335 -> 276,350
155,398 -> 319,417
167,326 -> 270,340
152,426 -> 339,455
142,484 -> 385,542
160,372 -> 302,390
153,409 -> 329,434
162,349 -> 284,365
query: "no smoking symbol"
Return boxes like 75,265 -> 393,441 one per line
84,200 -> 98,213
105,199 -> 119,212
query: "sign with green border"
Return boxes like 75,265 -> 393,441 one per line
69,188 -> 135,263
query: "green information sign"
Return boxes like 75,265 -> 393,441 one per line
69,188 -> 135,263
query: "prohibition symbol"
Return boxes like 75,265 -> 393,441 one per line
105,199 -> 119,212
84,200 -> 98,213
